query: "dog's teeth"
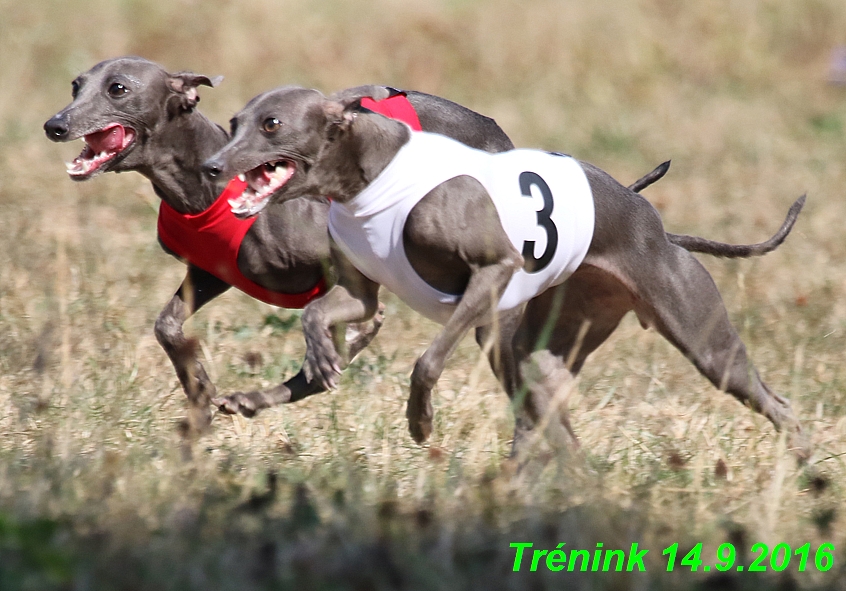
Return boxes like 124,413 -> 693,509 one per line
238,174 -> 246,182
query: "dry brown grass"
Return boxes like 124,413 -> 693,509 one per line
1,0 -> 845,588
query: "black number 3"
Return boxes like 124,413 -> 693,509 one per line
519,171 -> 558,273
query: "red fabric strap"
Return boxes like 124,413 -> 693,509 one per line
360,93 -> 423,131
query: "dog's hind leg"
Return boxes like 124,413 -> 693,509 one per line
509,269 -> 634,459
626,244 -> 810,460
474,308 -> 524,401
154,266 -> 230,434
476,309 -> 545,460
582,162 -> 808,458
214,306 -> 386,417
215,370 -> 323,417
514,348 -> 579,456
216,243 -> 384,418
344,302 -> 387,360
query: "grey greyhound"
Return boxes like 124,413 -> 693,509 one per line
44,57 -> 670,432
43,58 -> 783,443
202,87 -> 809,459
42,57 -> 520,431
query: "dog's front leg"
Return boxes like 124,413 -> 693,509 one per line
301,243 -> 381,391
215,242 -> 384,418
408,258 -> 521,444
154,266 -> 230,434
214,302 -> 385,416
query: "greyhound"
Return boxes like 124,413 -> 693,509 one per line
39,56 -> 524,431
202,87 -> 809,460
42,57 -> 683,432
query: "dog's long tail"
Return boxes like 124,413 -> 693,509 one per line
629,160 -> 805,259
667,194 -> 806,258
628,160 -> 671,193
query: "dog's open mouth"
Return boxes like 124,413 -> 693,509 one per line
65,123 -> 136,179
228,159 -> 296,217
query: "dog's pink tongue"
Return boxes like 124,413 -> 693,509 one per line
85,126 -> 125,153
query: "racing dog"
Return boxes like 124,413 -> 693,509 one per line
202,87 -> 809,459
43,56 -> 515,432
42,57 -> 678,433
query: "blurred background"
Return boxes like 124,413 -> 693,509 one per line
1,0 -> 845,589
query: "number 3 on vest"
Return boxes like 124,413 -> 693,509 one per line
519,171 -> 559,273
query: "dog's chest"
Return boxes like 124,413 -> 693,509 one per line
329,132 -> 595,324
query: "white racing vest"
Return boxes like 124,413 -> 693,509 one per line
328,131 -> 595,325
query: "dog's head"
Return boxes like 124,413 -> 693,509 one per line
43,56 -> 222,181
203,86 -> 410,217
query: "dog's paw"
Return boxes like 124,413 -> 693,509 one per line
303,329 -> 343,390
407,416 -> 433,445
346,303 -> 386,360
214,391 -> 264,418
406,392 -> 434,444
304,348 -> 342,390
787,426 -> 812,464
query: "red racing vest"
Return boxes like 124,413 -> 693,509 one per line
156,92 -> 422,309
360,92 -> 422,131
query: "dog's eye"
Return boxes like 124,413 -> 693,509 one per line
263,117 -> 281,133
108,82 -> 129,98
71,81 -> 80,98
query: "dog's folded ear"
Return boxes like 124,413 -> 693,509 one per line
167,72 -> 224,116
329,85 -> 392,104
323,97 -> 361,140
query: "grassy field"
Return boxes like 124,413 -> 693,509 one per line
1,0 -> 845,588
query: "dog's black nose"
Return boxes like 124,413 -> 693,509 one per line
44,116 -> 69,141
202,158 -> 224,178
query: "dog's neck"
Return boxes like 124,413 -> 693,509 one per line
311,112 -> 410,204
138,109 -> 229,214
